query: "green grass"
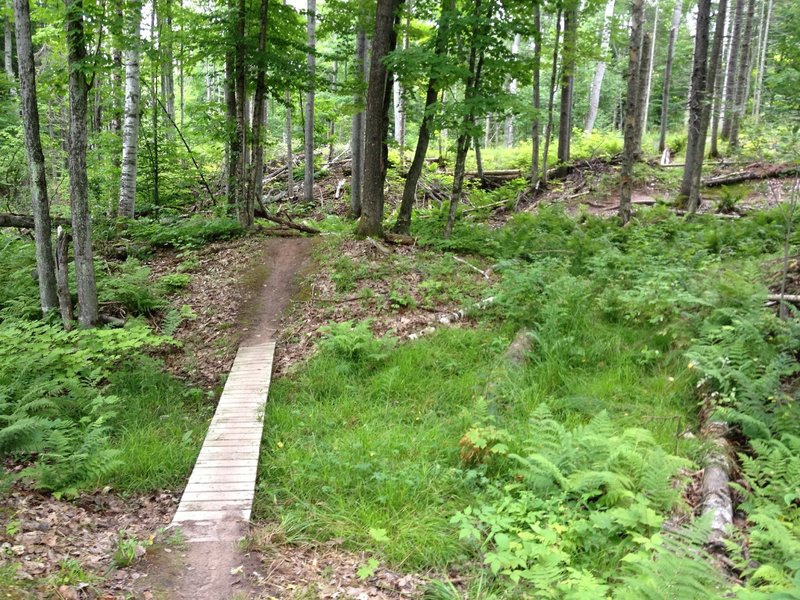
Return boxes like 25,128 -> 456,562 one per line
104,357 -> 210,491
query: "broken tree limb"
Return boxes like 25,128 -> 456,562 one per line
407,296 -> 495,341
700,421 -> 734,549
0,213 -> 71,229
55,226 -> 74,329
767,293 -> 800,303
383,232 -> 416,246
703,165 -> 800,187
453,255 -> 490,279
257,212 -> 320,235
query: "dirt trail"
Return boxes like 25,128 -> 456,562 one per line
139,236 -> 313,600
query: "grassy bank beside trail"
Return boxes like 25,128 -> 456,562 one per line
255,204 -> 800,597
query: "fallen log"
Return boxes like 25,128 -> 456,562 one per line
255,226 -> 305,237
701,421 -> 734,549
703,165 -> 799,187
0,213 -> 71,229
767,293 -> 800,303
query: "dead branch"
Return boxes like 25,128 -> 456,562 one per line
702,165 -> 799,187
0,213 -> 71,229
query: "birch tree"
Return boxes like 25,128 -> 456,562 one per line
658,0 -> 682,152
728,0 -> 756,148
530,2 -> 542,186
585,0 -> 615,135
752,0 -> 773,121
118,0 -> 142,219
350,28 -> 367,217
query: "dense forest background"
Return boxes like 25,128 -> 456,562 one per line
1,0 -> 800,596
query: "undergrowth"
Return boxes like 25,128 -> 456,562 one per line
259,202 -> 800,597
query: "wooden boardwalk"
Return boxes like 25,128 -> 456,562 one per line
172,341 -> 275,541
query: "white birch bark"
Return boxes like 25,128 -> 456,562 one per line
641,0 -> 659,134
585,0 -> 615,134
504,33 -> 521,147
118,0 -> 142,219
752,0 -> 772,122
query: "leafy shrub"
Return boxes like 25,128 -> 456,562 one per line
158,273 -> 192,294
97,259 -> 165,316
317,320 -> 396,368
127,216 -> 244,250
452,406 -> 704,596
0,319 -> 173,494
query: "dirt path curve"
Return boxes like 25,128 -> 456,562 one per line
142,237 -> 313,600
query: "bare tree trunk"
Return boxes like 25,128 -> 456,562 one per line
620,0 -> 645,225
350,28 -> 367,217
542,9 -> 562,186
151,5 -> 159,205
585,0 -> 615,134
633,30 -> 652,157
249,0 -> 270,214
504,33 -> 521,147
530,3 -> 542,186
721,0 -> 744,140
14,0 -> 58,314
327,60 -> 337,162
64,0 -> 98,327
752,0 -> 772,122
118,0 -> 142,219
179,0 -> 184,127
55,227 -> 73,327
728,0 -> 756,148
659,0 -> 683,152
445,0 -> 486,238
234,0 -> 248,226
393,7 -> 409,164
688,0 -> 728,210
285,89 -> 293,196
225,49 -> 236,204
679,0 -> 714,205
393,0 -> 454,233
356,0 -> 402,238
158,0 -> 175,138
557,4 -> 577,164
641,0 -> 659,138
710,0 -> 732,157
303,0 -> 316,204
4,15 -> 14,93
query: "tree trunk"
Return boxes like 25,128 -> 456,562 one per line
752,0 -> 772,122
151,4 -> 159,206
64,0 -> 98,327
355,0 -> 402,238
541,9 -> 562,186
728,0 -> 756,148
641,1 -> 659,138
687,0 -> 728,211
530,2 -> 541,186
557,4 -> 577,164
620,0 -> 645,225
249,0 -> 270,215
224,48 -> 237,205
721,0 -> 744,140
14,0 -> 58,314
4,15 -> 14,90
285,89 -> 293,196
658,0 -> 683,153
55,227 -> 74,327
303,0 -> 316,204
234,0 -> 248,226
393,0 -> 454,234
393,7 -> 409,163
679,0 -> 713,204
158,0 -> 175,136
633,30 -> 652,157
350,28 -> 367,217
118,0 -> 142,219
585,0 -> 615,134
327,60 -> 338,163
710,0 -> 732,157
504,33 -> 521,147
445,0 -> 486,238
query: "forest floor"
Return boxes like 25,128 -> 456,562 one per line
2,160 -> 799,599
